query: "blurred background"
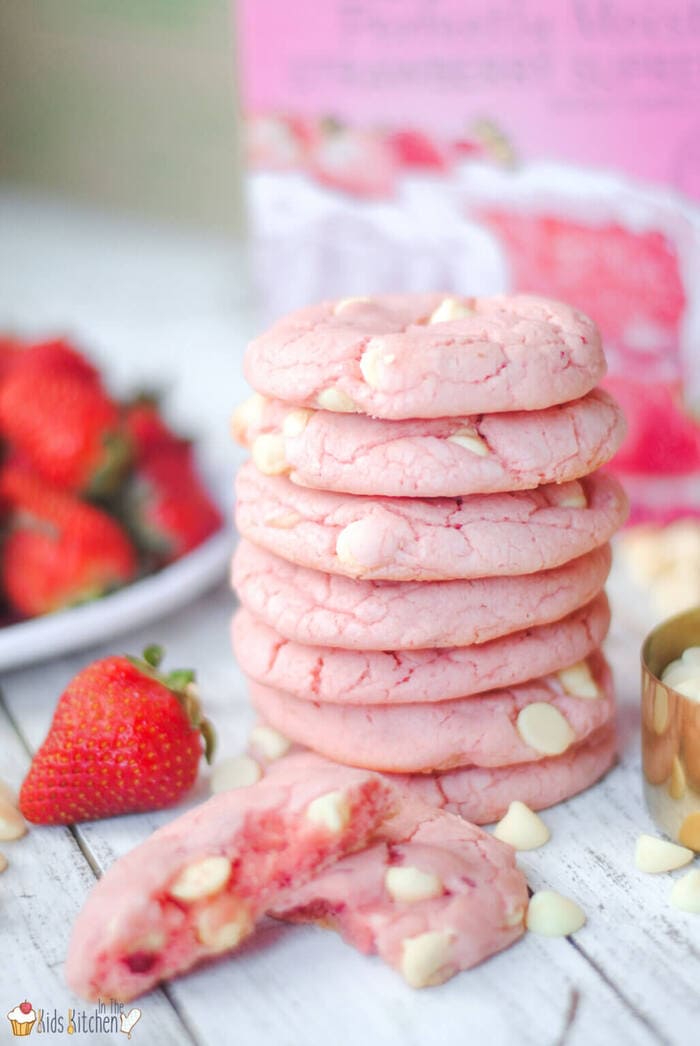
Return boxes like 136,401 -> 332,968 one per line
1,0 -> 700,617
0,0 -> 244,232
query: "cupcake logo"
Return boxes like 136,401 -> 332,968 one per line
6,1000 -> 36,1037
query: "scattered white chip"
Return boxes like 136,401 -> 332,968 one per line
634,834 -> 693,874
231,393 -> 267,443
447,428 -> 490,456
169,856 -> 232,901
249,725 -> 291,762
557,661 -> 599,700
526,891 -> 586,937
251,433 -> 288,475
400,931 -> 454,988
210,755 -> 262,794
558,491 -> 588,508
197,902 -> 253,952
0,800 -> 27,841
359,339 -> 393,388
282,409 -> 312,438
385,866 -> 444,903
335,520 -> 371,569
334,296 -> 371,315
306,790 -> 350,834
493,801 -> 550,851
516,703 -> 575,756
0,779 -> 17,807
670,869 -> 700,914
428,298 -> 472,324
316,387 -> 358,413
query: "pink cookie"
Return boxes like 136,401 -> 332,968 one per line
396,723 -> 617,825
232,539 -> 612,650
235,463 -> 628,581
232,593 -> 610,705
234,388 -> 625,497
247,651 -> 614,773
65,754 -> 395,1001
272,798 -> 528,988
244,293 -> 605,419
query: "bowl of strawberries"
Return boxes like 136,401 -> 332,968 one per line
0,336 -> 229,670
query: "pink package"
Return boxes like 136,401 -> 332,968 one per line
235,1 -> 700,513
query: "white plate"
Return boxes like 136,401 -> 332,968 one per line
0,529 -> 233,674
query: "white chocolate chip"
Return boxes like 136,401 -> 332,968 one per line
169,856 -> 232,901
516,703 -> 575,756
210,755 -> 262,794
359,339 -> 392,389
335,520 -> 369,569
526,891 -> 586,937
251,433 -> 288,475
282,408 -> 312,438
316,387 -> 358,413
669,756 -> 686,800
557,661 -> 600,700
558,491 -> 588,508
0,799 -> 27,841
0,779 -> 17,807
670,868 -> 700,914
428,298 -> 472,324
264,512 -> 301,530
682,646 -> 700,666
504,905 -> 525,928
306,790 -> 350,834
385,866 -> 444,903
400,931 -> 454,988
652,684 -> 669,733
447,428 -> 490,457
675,677 -> 700,702
0,852 -> 7,874
334,296 -> 371,314
661,659 -> 689,688
231,393 -> 267,443
196,901 -> 253,952
634,834 -> 693,874
493,801 -> 550,851
249,725 -> 291,761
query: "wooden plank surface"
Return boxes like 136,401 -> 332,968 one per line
1,586 -> 687,1046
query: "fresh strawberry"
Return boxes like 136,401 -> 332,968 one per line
4,336 -> 100,384
123,396 -> 185,460
19,645 -> 215,824
386,129 -> 448,172
604,377 -> 700,475
120,401 -> 222,564
121,444 -> 223,565
0,461 -> 136,617
0,350 -> 131,495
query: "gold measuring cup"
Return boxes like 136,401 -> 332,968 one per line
641,605 -> 700,850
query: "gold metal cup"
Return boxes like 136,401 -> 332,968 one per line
641,605 -> 700,850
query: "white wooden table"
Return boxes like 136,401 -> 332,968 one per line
1,193 -> 697,1046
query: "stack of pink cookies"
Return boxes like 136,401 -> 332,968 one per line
231,293 -> 628,824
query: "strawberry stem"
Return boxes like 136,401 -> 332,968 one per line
142,644 -> 163,668
126,645 -> 216,764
